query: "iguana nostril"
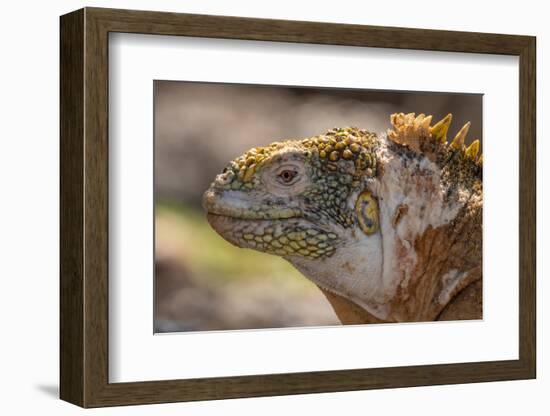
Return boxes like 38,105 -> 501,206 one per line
214,170 -> 234,187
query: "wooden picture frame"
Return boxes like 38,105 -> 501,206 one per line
60,7 -> 536,408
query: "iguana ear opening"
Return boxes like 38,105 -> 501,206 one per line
355,190 -> 379,235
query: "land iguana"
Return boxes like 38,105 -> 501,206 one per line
203,113 -> 482,324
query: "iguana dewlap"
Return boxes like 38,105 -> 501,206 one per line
203,113 -> 482,324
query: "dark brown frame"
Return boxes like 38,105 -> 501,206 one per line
60,7 -> 536,408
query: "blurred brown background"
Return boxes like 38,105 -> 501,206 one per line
154,80 -> 482,333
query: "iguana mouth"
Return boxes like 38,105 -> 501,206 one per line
204,213 -> 292,233
202,189 -> 302,221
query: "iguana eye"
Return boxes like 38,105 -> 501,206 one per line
277,169 -> 298,184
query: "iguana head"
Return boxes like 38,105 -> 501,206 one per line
203,126 -> 379,257
203,113 -> 482,322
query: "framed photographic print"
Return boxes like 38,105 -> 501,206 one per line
60,7 -> 536,408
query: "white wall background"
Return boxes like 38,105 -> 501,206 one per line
0,0 -> 545,414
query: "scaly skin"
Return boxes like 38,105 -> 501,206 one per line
203,113 -> 482,324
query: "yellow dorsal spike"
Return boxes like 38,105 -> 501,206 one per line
414,113 -> 426,124
477,155 -> 483,165
421,115 -> 433,130
465,139 -> 480,159
430,113 -> 452,142
450,121 -> 471,150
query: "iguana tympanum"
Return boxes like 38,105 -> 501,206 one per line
203,113 -> 482,324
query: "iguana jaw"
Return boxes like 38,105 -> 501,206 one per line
203,185 -> 344,259
205,211 -> 343,259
